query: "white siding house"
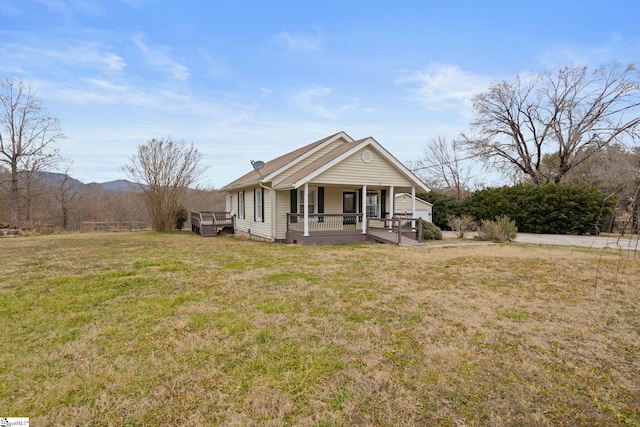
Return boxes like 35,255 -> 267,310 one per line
220,132 -> 430,245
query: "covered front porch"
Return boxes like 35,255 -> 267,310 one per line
283,182 -> 423,245
286,213 -> 367,245
285,213 -> 423,245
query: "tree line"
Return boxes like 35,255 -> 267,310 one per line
0,168 -> 226,232
2,62 -> 639,234
421,184 -> 624,235
0,78 -> 220,232
414,63 -> 640,234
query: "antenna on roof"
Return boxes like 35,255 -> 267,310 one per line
251,160 -> 265,178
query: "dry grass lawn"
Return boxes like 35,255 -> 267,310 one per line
0,232 -> 639,426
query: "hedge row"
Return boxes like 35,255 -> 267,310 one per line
419,184 -> 616,235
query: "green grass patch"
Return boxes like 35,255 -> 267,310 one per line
498,309 -> 529,321
0,232 -> 638,425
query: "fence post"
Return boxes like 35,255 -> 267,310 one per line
418,218 -> 423,241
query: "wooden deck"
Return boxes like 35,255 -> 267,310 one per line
191,211 -> 234,237
367,227 -> 422,246
285,214 -> 423,245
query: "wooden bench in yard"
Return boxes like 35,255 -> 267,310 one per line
191,211 -> 234,237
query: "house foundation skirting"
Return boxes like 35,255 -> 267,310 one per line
286,230 -> 367,245
235,229 -> 273,242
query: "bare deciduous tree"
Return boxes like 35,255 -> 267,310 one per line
0,79 -> 63,225
414,136 -> 473,200
0,165 -> 9,224
55,170 -> 81,230
19,151 -> 63,222
123,138 -> 207,232
551,144 -> 637,190
462,63 -> 640,185
189,187 -> 227,212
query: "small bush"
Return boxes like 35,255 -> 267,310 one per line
477,215 -> 517,242
447,215 -> 477,238
420,221 -> 443,241
175,208 -> 188,230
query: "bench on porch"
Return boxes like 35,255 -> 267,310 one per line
191,211 -> 234,237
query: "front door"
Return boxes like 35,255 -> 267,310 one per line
343,191 -> 357,226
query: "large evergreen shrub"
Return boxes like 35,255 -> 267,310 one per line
461,184 -> 615,234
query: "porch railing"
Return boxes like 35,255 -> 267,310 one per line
386,216 -> 423,243
191,211 -> 234,228
287,213 -> 364,233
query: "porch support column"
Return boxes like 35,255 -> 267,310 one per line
362,184 -> 367,234
411,186 -> 416,230
303,183 -> 309,236
270,187 -> 276,241
389,186 -> 394,231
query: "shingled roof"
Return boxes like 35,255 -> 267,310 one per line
274,138 -> 368,188
220,131 -> 353,191
220,131 -> 429,192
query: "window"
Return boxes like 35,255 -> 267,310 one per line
343,191 -> 358,226
343,191 -> 357,214
366,191 -> 379,218
299,189 -> 315,214
255,188 -> 263,222
238,191 -> 245,219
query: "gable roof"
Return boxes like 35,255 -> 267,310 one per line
221,132 -> 429,193
274,137 -> 364,188
396,193 -> 433,207
220,131 -> 352,191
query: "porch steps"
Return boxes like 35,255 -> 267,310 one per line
367,228 -> 422,246
199,224 -> 218,237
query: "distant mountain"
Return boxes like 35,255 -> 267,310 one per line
89,179 -> 145,192
35,172 -> 144,192
35,171 -> 84,188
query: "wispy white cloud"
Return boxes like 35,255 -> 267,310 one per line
197,49 -> 229,77
37,75 -> 258,130
50,44 -> 126,71
44,78 -> 196,110
119,0 -> 144,7
270,28 -> 324,53
35,0 -> 73,14
395,64 -> 493,115
536,34 -> 640,70
0,41 -> 126,74
133,35 -> 190,80
0,1 -> 20,15
290,85 -> 359,119
35,0 -> 105,17
259,87 -> 273,99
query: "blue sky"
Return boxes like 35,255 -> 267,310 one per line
1,0 -> 638,187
